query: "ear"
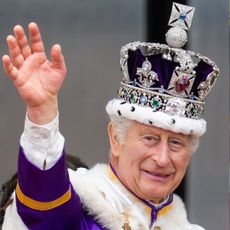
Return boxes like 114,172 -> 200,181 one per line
108,122 -> 121,157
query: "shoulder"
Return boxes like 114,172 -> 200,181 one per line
68,163 -> 109,198
68,163 -> 106,183
171,194 -> 205,230
69,163 -> 107,182
187,224 -> 206,230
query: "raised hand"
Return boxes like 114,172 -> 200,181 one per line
2,22 -> 67,124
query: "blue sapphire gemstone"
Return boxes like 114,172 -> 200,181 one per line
124,91 -> 128,99
140,95 -> 147,104
179,13 -> 186,21
190,92 -> 195,100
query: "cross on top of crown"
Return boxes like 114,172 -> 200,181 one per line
168,2 -> 195,30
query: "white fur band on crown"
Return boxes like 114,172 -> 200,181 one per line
106,99 -> 206,137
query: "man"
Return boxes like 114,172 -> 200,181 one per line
1,3 -> 219,230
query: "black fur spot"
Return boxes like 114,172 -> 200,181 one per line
148,120 -> 153,125
120,101 -> 126,105
117,110 -> 121,116
131,106 -> 135,112
171,118 -> 176,124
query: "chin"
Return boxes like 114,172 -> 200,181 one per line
141,187 -> 170,202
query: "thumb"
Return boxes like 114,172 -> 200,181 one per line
50,44 -> 66,73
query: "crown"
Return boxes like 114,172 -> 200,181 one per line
106,2 -> 220,137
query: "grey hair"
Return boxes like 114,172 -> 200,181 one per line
109,115 -> 133,144
108,114 -> 200,154
189,135 -> 200,154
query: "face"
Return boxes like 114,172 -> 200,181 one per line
109,121 -> 191,203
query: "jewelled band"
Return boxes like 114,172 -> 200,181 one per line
16,183 -> 71,211
118,82 -> 204,119
118,41 -> 219,120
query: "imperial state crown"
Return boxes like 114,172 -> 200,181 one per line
106,2 -> 219,137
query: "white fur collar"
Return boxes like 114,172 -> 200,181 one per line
69,164 -> 205,230
2,164 -> 205,230
2,192 -> 27,230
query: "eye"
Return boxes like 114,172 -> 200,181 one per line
144,136 -> 154,141
169,139 -> 185,150
170,139 -> 181,145
143,135 -> 159,147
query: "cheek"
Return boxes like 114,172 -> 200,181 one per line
173,152 -> 190,172
127,144 -> 150,160
120,144 -> 150,169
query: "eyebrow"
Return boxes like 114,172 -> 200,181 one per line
138,126 -> 159,135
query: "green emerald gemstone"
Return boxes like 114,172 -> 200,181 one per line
190,107 -> 194,113
152,100 -> 159,107
130,92 -> 136,102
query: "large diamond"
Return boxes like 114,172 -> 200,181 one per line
142,59 -> 152,73
165,97 -> 186,116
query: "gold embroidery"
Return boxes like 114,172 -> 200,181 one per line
158,204 -> 172,216
154,227 -> 161,230
122,211 -> 132,230
122,222 -> 132,230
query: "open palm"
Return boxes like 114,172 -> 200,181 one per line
2,22 -> 66,109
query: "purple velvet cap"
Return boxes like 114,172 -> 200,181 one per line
127,49 -> 214,99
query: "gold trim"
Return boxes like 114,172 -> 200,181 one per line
158,204 -> 172,216
16,183 -> 71,211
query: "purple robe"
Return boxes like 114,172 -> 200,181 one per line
17,146 -> 107,230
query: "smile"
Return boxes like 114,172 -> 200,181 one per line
143,170 -> 174,182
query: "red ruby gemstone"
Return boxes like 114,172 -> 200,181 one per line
175,76 -> 190,93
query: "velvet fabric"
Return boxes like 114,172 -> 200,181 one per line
127,49 -> 213,98
16,147 -> 107,230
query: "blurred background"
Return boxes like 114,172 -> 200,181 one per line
0,0 -> 228,229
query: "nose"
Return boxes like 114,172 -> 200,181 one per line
151,141 -> 170,167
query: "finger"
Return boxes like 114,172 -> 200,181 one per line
50,44 -> 67,73
2,55 -> 19,80
6,35 -> 24,68
14,25 -> 31,59
28,22 -> 46,54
